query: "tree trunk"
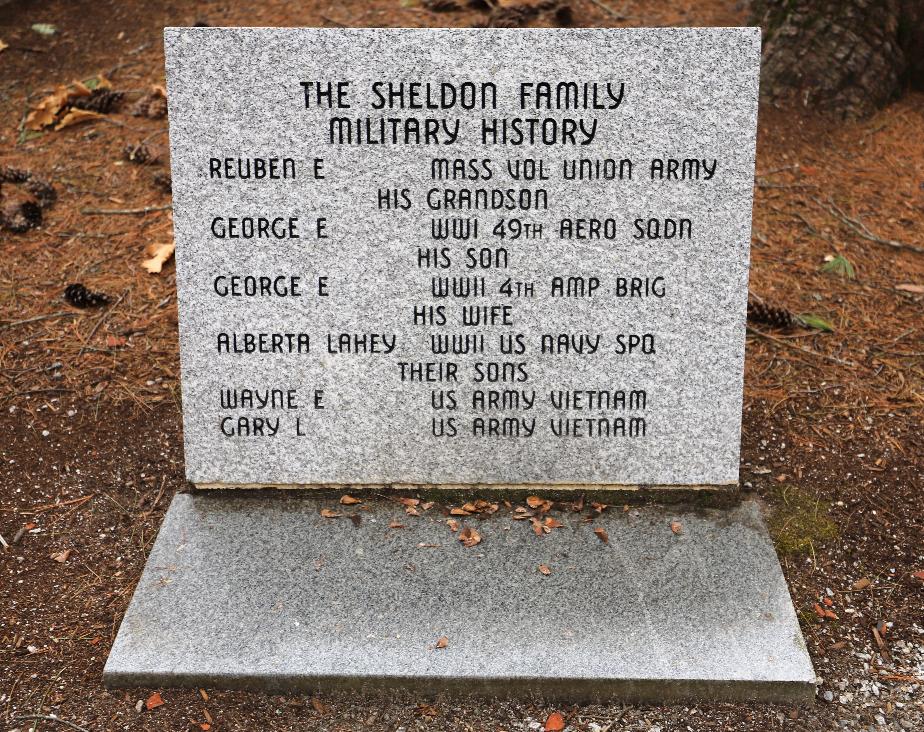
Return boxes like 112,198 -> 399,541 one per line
751,0 -> 924,117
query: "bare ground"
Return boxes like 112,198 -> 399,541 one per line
1,1 -> 922,731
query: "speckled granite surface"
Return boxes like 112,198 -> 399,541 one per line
164,28 -> 760,487
104,493 -> 815,702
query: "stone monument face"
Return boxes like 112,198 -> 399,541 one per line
164,27 -> 761,488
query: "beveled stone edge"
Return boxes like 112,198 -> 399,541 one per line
102,668 -> 816,705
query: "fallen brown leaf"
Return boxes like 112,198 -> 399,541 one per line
896,283 -> 924,294
310,697 -> 327,714
591,501 -> 608,514
670,520 -> 683,535
319,508 -> 342,518
142,242 -> 176,274
198,689 -> 208,701
388,521 -> 405,529
405,506 -> 421,516
25,85 -> 71,130
538,564 -> 551,575
435,636 -> 449,649
449,506 -> 472,516
145,692 -> 165,710
593,527 -> 609,544
339,495 -> 362,505
545,711 -> 566,731
51,549 -> 71,563
543,517 -> 563,530
447,518 -> 460,532
526,495 -> 545,509
54,108 -> 104,130
397,497 -> 420,507
459,526 -> 481,548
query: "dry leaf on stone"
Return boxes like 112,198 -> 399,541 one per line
319,509 -> 342,518
142,242 -> 175,273
145,692 -> 165,710
435,636 -> 449,649
543,517 -> 563,530
670,520 -> 683,535
591,501 -> 608,514
340,495 -> 362,505
447,518 -> 460,532
545,711 -> 566,731
388,521 -> 405,529
449,506 -> 471,516
397,497 -> 420,507
593,527 -> 609,544
51,549 -> 71,563
526,495 -> 552,512
55,107 -> 104,130
405,506 -> 421,516
538,564 -> 551,575
459,526 -> 481,547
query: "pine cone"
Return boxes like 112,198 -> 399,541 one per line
124,142 -> 158,165
64,283 -> 111,309
0,167 -> 56,207
130,91 -> 168,119
23,178 -> 56,208
73,88 -> 124,114
552,3 -> 573,25
747,296 -> 798,330
422,0 -> 461,10
487,6 -> 534,27
0,190 -> 42,232
0,166 -> 31,184
152,171 -> 172,194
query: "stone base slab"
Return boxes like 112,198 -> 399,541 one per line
104,492 -> 815,703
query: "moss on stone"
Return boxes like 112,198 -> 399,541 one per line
769,484 -> 838,555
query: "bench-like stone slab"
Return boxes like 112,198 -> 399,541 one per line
104,493 -> 815,702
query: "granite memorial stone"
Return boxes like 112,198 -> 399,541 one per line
104,27 -> 817,703
166,27 -> 759,488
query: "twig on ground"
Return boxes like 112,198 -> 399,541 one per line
14,715 -> 90,732
26,495 -> 95,514
77,290 -> 127,358
584,0 -> 634,21
144,476 -> 168,518
12,525 -> 27,544
746,326 -> 859,368
80,204 -> 172,215
0,533 -> 8,550
0,312 -> 79,332
813,196 -> 924,255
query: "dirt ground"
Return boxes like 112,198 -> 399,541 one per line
1,1 -> 922,731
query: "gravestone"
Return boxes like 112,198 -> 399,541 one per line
104,27 -> 816,702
